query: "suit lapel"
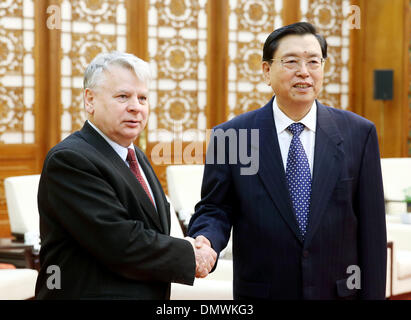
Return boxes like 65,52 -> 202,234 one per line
304,102 -> 344,246
256,99 -> 303,242
79,122 -> 163,232
135,148 -> 170,235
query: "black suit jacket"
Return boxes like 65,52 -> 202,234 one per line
35,121 -> 195,299
188,98 -> 387,300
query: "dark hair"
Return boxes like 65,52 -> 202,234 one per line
262,22 -> 327,61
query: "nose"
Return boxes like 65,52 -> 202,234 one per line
296,61 -> 310,77
127,96 -> 145,112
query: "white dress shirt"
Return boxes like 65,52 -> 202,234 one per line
87,120 -> 156,208
272,97 -> 316,176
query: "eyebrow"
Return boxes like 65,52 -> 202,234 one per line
113,89 -> 131,95
280,52 -> 322,58
113,89 -> 149,95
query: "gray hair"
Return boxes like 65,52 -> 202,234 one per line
83,51 -> 151,90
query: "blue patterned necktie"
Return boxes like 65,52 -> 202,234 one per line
285,123 -> 312,238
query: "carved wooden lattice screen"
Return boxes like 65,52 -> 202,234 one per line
0,0 -> 35,230
59,0 -> 127,140
147,0 -> 208,141
146,0 -> 208,190
227,0 -> 283,119
1,1 -> 408,237
0,0 -> 35,144
301,0 -> 350,110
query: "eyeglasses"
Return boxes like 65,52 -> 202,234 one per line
270,57 -> 325,71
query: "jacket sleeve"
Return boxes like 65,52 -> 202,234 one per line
187,129 -> 234,256
39,148 -> 196,285
356,125 -> 387,299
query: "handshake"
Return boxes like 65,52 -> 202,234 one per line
185,235 -> 217,278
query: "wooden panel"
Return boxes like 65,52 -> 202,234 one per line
0,0 -> 43,237
0,0 -> 409,239
145,0 -> 209,192
282,0 -> 301,25
126,0 -> 149,150
406,0 -> 411,156
40,0 -> 62,158
126,0 -> 149,60
301,0 -> 351,110
351,0 -> 409,157
226,0 -> 280,120
0,219 -> 11,238
0,0 -> 36,145
0,145 -> 39,237
59,0 -> 127,141
206,0 -> 228,128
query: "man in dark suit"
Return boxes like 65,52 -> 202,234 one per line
188,22 -> 387,300
35,52 -> 216,299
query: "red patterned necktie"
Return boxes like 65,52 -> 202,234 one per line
126,148 -> 155,207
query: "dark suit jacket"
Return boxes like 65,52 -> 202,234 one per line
188,98 -> 387,300
35,121 -> 195,299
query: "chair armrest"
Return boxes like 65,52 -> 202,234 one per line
387,223 -> 411,251
0,238 -> 40,270
0,238 -> 34,250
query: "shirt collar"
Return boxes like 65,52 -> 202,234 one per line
87,120 -> 134,162
272,97 -> 317,134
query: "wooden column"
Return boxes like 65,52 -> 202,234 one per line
126,0 -> 149,150
126,0 -> 149,60
206,0 -> 229,128
35,0 -> 61,168
282,0 -> 301,25
351,0 -> 410,157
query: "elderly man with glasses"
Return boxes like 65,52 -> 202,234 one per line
188,22 -> 387,300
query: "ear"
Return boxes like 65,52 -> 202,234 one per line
84,88 -> 95,116
261,61 -> 271,86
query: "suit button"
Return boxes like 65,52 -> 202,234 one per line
303,250 -> 309,258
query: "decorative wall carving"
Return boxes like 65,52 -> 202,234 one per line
0,0 -> 35,144
147,0 -> 207,142
227,0 -> 282,119
301,0 -> 350,110
60,0 -> 126,140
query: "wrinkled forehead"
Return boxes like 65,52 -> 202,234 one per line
96,64 -> 147,88
274,34 -> 322,58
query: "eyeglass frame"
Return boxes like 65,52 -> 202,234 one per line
269,56 -> 326,71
